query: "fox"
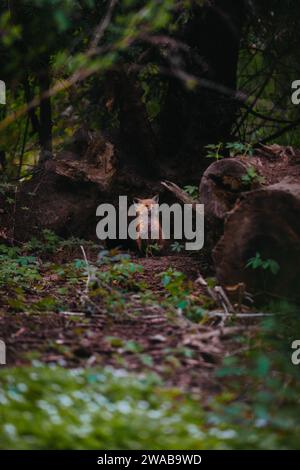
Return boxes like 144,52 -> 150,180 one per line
133,195 -> 165,255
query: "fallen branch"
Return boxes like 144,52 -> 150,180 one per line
161,181 -> 203,215
196,274 -> 235,314
161,180 -> 198,204
207,312 -> 274,318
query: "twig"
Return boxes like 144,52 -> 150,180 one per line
207,312 -> 274,318
90,0 -> 118,51
214,286 -> 235,314
196,274 -> 235,315
80,244 -> 91,293
256,116 -> 300,146
59,311 -> 85,317
196,325 -> 257,341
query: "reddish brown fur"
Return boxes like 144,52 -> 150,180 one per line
134,196 -> 165,254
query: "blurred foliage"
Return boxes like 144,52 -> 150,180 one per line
236,1 -> 300,145
213,301 -> 300,449
1,305 -> 300,451
0,0 -> 180,175
1,1 -> 300,177
0,365 -> 228,450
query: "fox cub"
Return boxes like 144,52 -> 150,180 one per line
133,195 -> 165,255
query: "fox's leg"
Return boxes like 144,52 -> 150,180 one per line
158,226 -> 165,253
136,237 -> 142,252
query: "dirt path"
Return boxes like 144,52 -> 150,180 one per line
0,253 -> 251,393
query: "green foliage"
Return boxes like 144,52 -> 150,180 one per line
237,1 -> 300,145
24,229 -> 61,254
183,185 -> 198,199
1,334 -> 300,451
0,235 -> 102,313
23,230 -> 99,255
158,268 -> 207,322
73,249 -> 148,315
0,0 -> 180,174
205,143 -> 224,161
159,268 -> 187,296
246,252 -> 280,275
214,302 -> 300,449
0,244 -> 41,288
170,241 -> 185,253
140,64 -> 165,122
206,142 -> 254,161
242,166 -> 265,185
1,362 -> 269,451
145,242 -> 162,257
226,142 -> 254,157
0,365 -> 208,450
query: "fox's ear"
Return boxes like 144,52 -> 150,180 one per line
133,197 -> 141,204
153,194 -> 159,203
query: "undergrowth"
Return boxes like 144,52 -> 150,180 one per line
0,235 -> 299,449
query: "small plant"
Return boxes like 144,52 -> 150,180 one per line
242,166 -> 265,185
246,252 -> 280,275
226,141 -> 254,157
97,248 -> 130,265
24,229 -> 61,254
183,185 -> 198,199
145,242 -> 161,257
158,268 -> 205,318
205,143 -> 224,161
170,241 -> 185,253
159,268 -> 187,295
0,244 -> 41,288
206,141 -> 254,161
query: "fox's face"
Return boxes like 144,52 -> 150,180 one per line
133,195 -> 159,214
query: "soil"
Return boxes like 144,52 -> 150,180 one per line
0,251 -> 256,394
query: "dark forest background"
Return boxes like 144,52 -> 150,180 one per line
1,0 -> 300,179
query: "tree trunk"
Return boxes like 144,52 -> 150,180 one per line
38,63 -> 52,163
160,0 -> 247,178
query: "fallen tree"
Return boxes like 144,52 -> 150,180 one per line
198,147 -> 300,302
199,157 -> 252,247
0,131 -> 164,243
213,179 -> 300,302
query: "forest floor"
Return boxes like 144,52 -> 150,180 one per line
0,227 -> 299,450
1,148 -> 299,449
0,242 -> 258,395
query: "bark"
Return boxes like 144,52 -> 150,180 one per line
199,156 -> 264,247
38,63 -> 52,163
200,158 -> 249,222
0,131 -> 164,243
213,180 -> 300,302
23,75 -> 40,137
